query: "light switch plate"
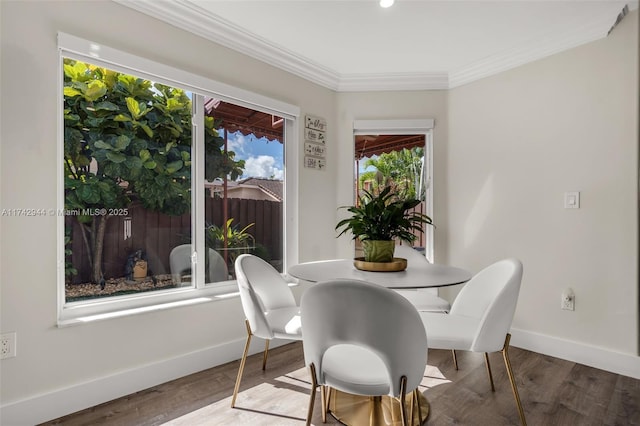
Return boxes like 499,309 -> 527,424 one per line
564,191 -> 580,209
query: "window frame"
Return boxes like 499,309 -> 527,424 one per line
57,33 -> 299,326
353,119 -> 435,262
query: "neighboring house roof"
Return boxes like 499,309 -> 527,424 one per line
204,177 -> 283,202
238,178 -> 283,201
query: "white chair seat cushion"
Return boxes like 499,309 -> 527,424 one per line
395,290 -> 451,312
321,344 -> 390,396
265,307 -> 302,339
420,312 -> 478,351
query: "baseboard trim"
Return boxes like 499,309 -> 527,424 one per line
0,337 -> 292,426
510,328 -> 640,380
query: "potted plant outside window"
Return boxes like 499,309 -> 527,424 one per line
335,186 -> 433,263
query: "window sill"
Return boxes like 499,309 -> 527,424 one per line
58,276 -> 299,327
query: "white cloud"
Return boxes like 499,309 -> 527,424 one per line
243,155 -> 283,180
225,131 -> 247,155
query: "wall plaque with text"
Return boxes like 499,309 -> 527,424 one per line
304,114 -> 327,171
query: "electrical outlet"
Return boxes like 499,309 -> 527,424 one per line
561,290 -> 575,311
1,332 -> 17,359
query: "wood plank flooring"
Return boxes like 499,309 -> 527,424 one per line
41,342 -> 639,425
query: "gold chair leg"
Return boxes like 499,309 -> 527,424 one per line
398,376 -> 408,426
408,389 -> 415,426
321,385 -> 329,423
307,364 -> 318,426
452,349 -> 458,370
501,334 -> 527,426
231,319 -> 252,408
262,339 -> 270,370
414,389 -> 422,420
484,352 -> 496,392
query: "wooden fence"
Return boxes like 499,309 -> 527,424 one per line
68,198 -> 282,283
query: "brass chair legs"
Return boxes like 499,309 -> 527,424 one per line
306,363 -> 318,426
398,375 -> 408,426
447,335 -> 526,425
231,319 -> 253,408
321,385 -> 329,422
262,339 -> 270,370
484,352 -> 496,391
501,334 -> 527,426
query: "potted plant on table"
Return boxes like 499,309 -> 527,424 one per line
335,186 -> 433,264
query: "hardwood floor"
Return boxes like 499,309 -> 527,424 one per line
41,342 -> 639,426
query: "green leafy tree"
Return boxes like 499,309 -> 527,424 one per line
359,147 -> 425,201
63,59 -> 244,284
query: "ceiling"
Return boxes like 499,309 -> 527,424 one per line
117,0 -> 636,91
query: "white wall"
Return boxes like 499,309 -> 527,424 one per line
444,11 -> 638,355
0,1 -> 336,424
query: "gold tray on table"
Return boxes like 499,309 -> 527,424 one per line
354,257 -> 407,272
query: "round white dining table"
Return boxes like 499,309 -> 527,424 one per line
288,258 -> 472,289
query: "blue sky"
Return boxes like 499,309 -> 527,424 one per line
221,130 -> 284,180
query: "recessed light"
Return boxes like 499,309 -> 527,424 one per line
380,0 -> 394,8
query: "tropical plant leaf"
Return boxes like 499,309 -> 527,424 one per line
84,80 -> 107,102
93,140 -> 112,150
139,149 -> 151,162
93,101 -> 119,112
126,97 -> 141,119
114,135 -> 130,151
114,114 -> 132,122
140,123 -> 153,138
63,87 -> 82,97
106,151 -> 126,163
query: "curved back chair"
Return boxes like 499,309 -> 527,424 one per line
169,244 -> 228,284
392,245 -> 452,312
231,254 -> 302,408
301,279 -> 428,426
420,258 -> 526,425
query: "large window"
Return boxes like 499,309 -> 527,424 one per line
58,33 -> 298,324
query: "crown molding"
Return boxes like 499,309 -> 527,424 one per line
115,0 -> 446,91
114,0 -> 342,90
449,9 -> 618,88
337,72 -> 449,92
115,0 -> 627,92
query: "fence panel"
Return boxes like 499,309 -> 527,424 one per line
70,198 -> 282,283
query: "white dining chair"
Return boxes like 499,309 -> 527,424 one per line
301,278 -> 428,426
419,258 -> 526,425
393,245 -> 452,312
231,254 -> 302,408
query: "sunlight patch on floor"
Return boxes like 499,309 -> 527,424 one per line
161,372 -> 310,426
161,365 -> 447,425
421,364 -> 452,389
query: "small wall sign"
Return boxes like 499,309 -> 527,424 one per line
305,115 -> 327,132
305,128 -> 325,144
304,156 -> 326,170
304,114 -> 327,171
304,141 -> 326,157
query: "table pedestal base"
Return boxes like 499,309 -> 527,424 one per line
328,388 -> 429,426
